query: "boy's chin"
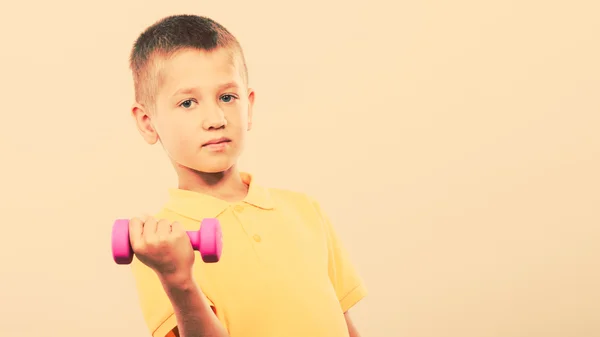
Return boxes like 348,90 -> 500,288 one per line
196,167 -> 233,174
174,155 -> 238,175
190,161 -> 236,174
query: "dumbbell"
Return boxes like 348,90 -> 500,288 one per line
111,218 -> 223,265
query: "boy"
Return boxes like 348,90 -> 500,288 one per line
126,14 -> 367,337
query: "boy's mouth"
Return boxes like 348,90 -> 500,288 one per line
202,137 -> 231,151
202,137 -> 231,146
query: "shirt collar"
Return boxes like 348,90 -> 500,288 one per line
164,172 -> 274,221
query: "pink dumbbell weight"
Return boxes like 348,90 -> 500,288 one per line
111,218 -> 223,265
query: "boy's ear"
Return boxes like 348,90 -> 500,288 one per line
131,103 -> 159,145
247,89 -> 255,131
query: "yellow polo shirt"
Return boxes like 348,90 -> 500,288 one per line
130,173 -> 367,337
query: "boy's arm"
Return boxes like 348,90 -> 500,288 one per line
131,252 -> 226,337
159,274 -> 229,337
345,312 -> 362,337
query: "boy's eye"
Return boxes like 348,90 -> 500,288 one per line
220,94 -> 237,103
180,99 -> 195,109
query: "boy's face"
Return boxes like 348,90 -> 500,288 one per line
133,47 -> 254,174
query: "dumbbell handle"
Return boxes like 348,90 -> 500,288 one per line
186,231 -> 201,250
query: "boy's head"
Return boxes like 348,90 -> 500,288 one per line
129,15 -> 254,174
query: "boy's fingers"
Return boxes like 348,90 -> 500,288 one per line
143,216 -> 158,238
156,219 -> 172,238
129,217 -> 144,246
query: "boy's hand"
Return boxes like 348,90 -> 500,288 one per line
129,216 -> 195,283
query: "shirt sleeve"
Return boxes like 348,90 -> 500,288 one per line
311,198 -> 368,313
130,257 -> 215,337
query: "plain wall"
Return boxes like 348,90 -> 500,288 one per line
1,0 -> 598,336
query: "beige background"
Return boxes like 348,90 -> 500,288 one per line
1,0 -> 598,336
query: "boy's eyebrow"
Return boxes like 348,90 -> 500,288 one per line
172,81 -> 240,97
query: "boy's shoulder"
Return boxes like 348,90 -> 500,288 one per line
243,172 -> 324,211
261,186 -> 336,230
266,185 -> 314,202
263,185 -> 324,212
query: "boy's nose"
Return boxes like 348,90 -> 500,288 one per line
203,117 -> 226,130
202,108 -> 227,130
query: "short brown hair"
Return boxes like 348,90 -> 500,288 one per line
129,14 -> 248,107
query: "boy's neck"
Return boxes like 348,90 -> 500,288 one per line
176,165 -> 249,203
